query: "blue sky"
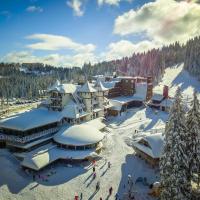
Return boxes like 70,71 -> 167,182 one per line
0,0 -> 200,67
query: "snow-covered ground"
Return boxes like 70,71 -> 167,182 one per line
0,107 -> 167,200
0,65 -> 200,200
154,63 -> 200,104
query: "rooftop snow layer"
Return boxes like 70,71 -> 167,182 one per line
152,94 -> 164,101
77,81 -> 97,93
0,108 -> 63,131
133,133 -> 164,158
48,83 -> 77,94
95,80 -> 109,91
102,81 -> 118,89
21,143 -> 98,170
54,124 -> 105,146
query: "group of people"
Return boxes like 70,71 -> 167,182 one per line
74,159 -> 119,200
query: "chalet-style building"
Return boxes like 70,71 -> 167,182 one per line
0,80 -> 110,151
133,133 -> 164,167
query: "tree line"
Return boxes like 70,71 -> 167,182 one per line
1,35 -> 200,99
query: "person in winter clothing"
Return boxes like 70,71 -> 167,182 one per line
109,187 -> 113,195
93,166 -> 95,172
74,193 -> 79,200
80,193 -> 83,199
93,172 -> 96,179
108,161 -> 111,168
96,181 -> 100,191
100,198 -> 102,200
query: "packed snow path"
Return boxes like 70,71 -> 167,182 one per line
0,107 -> 166,200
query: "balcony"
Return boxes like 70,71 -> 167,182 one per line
0,127 -> 60,144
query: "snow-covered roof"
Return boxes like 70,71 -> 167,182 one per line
48,83 -> 77,94
160,98 -> 174,107
77,81 -> 97,93
110,92 -> 146,106
84,117 -> 106,130
102,81 -> 118,89
95,80 -> 109,92
133,133 -> 164,158
54,124 -> 105,146
152,94 -> 164,101
21,143 -> 99,170
109,100 -> 122,111
0,108 -> 63,131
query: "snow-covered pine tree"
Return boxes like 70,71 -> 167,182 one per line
186,91 -> 200,188
160,88 -> 191,200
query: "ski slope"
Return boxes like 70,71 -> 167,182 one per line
154,63 -> 200,103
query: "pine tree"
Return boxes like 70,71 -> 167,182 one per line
160,88 -> 191,200
186,91 -> 200,188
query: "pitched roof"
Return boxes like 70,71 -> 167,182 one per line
77,81 -> 97,93
95,80 -> 109,92
133,133 -> 164,158
48,83 -> 77,94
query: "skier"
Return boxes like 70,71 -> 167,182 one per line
96,181 -> 100,191
108,161 -> 111,168
93,172 -> 96,179
80,193 -> 83,199
92,160 -> 96,166
93,166 -> 95,172
109,186 -> 113,195
74,193 -> 79,200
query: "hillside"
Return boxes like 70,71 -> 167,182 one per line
154,63 -> 200,104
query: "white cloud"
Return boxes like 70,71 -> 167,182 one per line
101,40 -> 160,61
67,0 -> 84,16
114,0 -> 200,44
26,34 -> 96,53
1,51 -> 98,67
26,6 -> 43,13
66,0 -> 132,17
97,0 -> 132,6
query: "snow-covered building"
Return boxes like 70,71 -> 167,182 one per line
89,75 -> 153,116
133,133 -> 164,167
149,93 -> 174,112
17,122 -> 105,171
0,80 -> 110,151
0,108 -> 62,150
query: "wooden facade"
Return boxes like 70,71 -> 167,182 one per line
134,146 -> 159,167
107,76 -> 153,101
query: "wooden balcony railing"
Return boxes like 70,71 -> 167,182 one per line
0,127 -> 59,144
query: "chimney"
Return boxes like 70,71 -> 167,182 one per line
163,85 -> 169,98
